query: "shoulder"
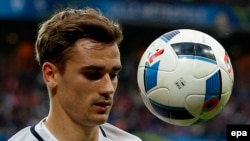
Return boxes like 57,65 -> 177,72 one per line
8,126 -> 37,141
101,123 -> 142,141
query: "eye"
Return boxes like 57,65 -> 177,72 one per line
109,73 -> 119,80
83,72 -> 103,80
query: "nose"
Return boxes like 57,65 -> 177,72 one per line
99,73 -> 116,95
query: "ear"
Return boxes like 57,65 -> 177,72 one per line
42,62 -> 58,89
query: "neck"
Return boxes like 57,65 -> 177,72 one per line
44,101 -> 100,141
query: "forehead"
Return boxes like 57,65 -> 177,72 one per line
68,39 -> 121,67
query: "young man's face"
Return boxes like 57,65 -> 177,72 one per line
55,39 -> 122,127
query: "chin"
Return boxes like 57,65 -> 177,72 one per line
93,113 -> 110,125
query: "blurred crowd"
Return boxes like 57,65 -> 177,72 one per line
0,1 -> 250,139
0,28 -> 250,140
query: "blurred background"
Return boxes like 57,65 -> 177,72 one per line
1,0 -> 250,140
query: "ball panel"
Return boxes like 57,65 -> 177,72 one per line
149,98 -> 195,120
167,117 -> 198,126
144,61 -> 160,92
142,90 -> 199,126
205,70 -> 222,101
147,88 -> 170,106
193,60 -> 218,79
138,40 -> 178,72
158,47 -> 178,72
170,41 -> 219,79
199,92 -> 231,119
219,90 -> 232,108
185,95 -> 205,117
220,68 -> 234,94
137,67 -> 147,94
219,53 -> 234,82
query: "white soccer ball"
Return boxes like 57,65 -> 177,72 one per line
137,29 -> 234,126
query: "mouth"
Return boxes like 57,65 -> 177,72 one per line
94,101 -> 112,112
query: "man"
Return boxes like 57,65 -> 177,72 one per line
9,7 -> 142,141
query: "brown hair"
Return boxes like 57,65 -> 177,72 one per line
35,7 -> 123,72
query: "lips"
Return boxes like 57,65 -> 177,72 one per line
93,100 -> 112,112
94,101 -> 112,107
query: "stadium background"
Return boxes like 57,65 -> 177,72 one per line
0,0 -> 250,140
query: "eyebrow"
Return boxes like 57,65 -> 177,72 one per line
81,65 -> 122,72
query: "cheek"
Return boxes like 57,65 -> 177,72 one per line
58,75 -> 93,103
58,79 -> 95,115
113,80 -> 118,90
70,80 -> 94,99
115,76 -> 119,85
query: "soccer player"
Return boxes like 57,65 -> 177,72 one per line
8,7 -> 142,141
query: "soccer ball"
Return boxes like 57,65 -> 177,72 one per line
137,29 -> 234,126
